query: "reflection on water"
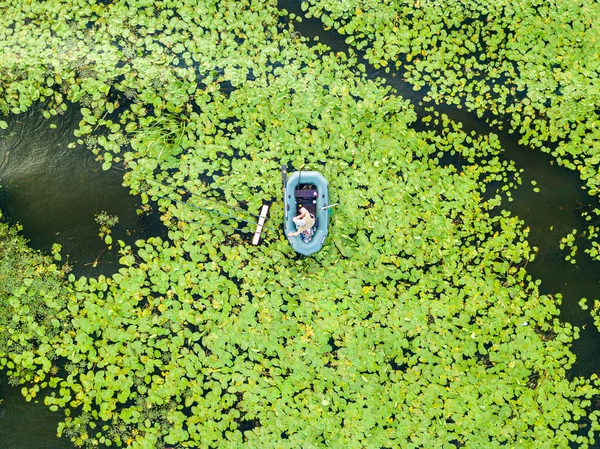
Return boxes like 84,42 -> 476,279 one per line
0,105 -> 164,277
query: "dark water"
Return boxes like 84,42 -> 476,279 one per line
0,2 -> 599,447
0,106 -> 164,449
0,106 -> 164,277
278,0 -> 600,380
439,104 -> 600,378
0,374 -> 71,449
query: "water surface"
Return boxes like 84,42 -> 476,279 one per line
0,374 -> 73,449
0,105 -> 164,449
1,3 -> 599,447
0,105 -> 163,277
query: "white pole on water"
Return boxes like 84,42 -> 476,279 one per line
252,205 -> 269,245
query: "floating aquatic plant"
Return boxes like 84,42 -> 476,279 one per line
0,211 -> 71,390
95,210 -> 120,248
592,301 -> 600,332
0,0 -> 599,448
560,228 -> 579,265
302,0 -> 600,201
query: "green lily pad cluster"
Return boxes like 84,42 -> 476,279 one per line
559,228 -> 578,265
557,210 -> 600,263
592,301 -> 600,332
1,0 -> 600,448
420,108 -> 521,203
301,0 -> 600,197
585,226 -> 600,261
581,209 -> 600,262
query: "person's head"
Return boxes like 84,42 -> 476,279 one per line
298,203 -> 303,211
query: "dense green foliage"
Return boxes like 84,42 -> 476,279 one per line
303,0 -> 600,196
0,211 -> 71,390
1,0 -> 600,448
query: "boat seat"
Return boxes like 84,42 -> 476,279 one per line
295,189 -> 318,200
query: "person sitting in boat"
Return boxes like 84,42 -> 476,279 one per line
288,203 -> 316,242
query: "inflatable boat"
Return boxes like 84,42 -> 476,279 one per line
283,167 -> 330,256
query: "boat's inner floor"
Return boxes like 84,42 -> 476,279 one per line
294,183 -> 318,225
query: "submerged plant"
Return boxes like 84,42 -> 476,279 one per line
125,113 -> 188,171
0,211 -> 71,386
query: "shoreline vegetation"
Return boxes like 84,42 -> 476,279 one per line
1,0 -> 600,448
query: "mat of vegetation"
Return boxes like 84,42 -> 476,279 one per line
1,0 -> 600,448
0,212 -> 71,372
302,0 -> 600,196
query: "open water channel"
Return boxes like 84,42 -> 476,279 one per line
0,107 -> 164,448
0,2 -> 599,447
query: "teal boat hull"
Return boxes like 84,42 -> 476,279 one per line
284,171 -> 329,256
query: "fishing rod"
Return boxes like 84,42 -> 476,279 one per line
319,203 -> 339,210
178,218 -> 251,234
145,178 -> 268,221
152,191 -> 275,232
169,218 -> 278,247
110,166 -> 268,221
110,166 -> 275,237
